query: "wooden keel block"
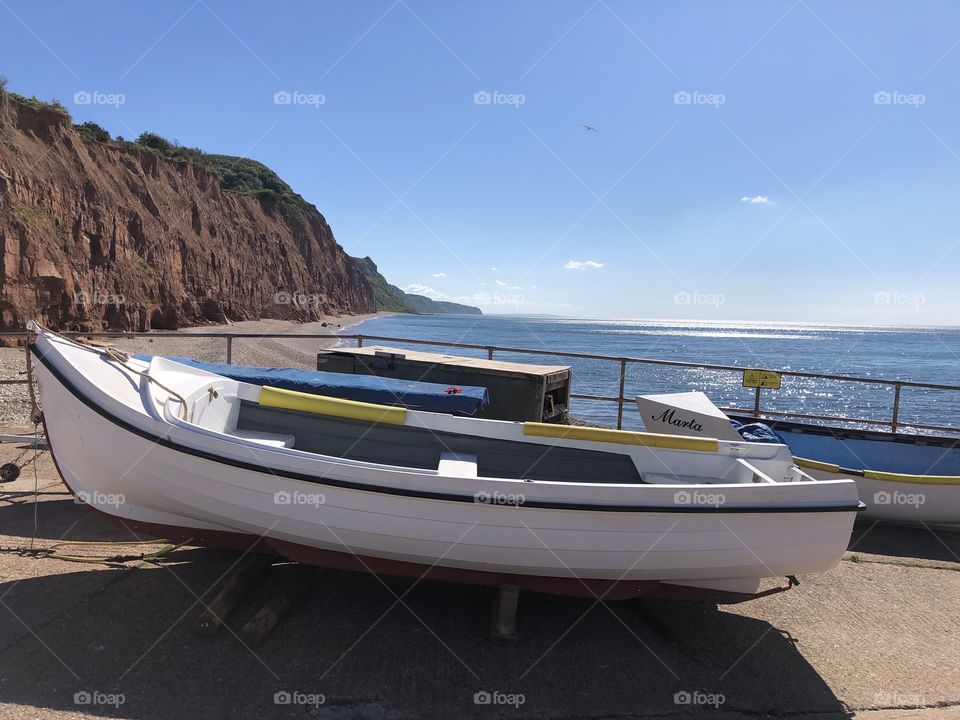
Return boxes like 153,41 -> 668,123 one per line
197,553 -> 273,637
490,584 -> 519,645
240,565 -> 320,647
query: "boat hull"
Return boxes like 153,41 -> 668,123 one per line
802,468 -> 958,526
31,336 -> 861,602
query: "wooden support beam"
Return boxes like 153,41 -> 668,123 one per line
196,553 -> 272,636
240,565 -> 320,647
490,584 -> 519,645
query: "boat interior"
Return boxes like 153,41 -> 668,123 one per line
236,401 -> 644,483
161,362 -> 804,487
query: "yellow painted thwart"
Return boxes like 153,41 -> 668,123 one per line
259,386 -> 407,425
523,422 -> 719,452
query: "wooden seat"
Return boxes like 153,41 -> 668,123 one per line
232,429 -> 296,448
438,452 -> 478,478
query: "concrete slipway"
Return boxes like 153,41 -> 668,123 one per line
0,438 -> 958,720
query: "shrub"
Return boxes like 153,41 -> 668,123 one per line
75,121 -> 111,143
136,131 -> 174,154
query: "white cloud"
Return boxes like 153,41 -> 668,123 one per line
431,272 -> 446,278
740,195 -> 772,205
403,283 -> 447,300
495,279 -> 508,287
490,266 -> 499,271
564,259 -> 605,270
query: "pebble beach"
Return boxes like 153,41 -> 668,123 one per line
0,314 -> 383,429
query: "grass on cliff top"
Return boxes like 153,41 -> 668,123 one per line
1,84 -> 309,216
128,132 -> 311,216
75,123 -> 311,216
1,86 -> 70,118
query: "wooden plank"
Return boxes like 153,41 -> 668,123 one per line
0,434 -> 47,449
438,452 -> 478,478
240,565 -> 321,646
490,585 -> 519,645
326,345 -> 571,376
196,553 -> 273,636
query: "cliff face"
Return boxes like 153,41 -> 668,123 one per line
0,99 -> 375,333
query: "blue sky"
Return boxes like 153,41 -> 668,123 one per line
3,1 -> 960,323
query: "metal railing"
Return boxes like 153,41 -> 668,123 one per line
2,329 -> 959,435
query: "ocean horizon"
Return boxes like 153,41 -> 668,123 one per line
343,313 -> 960,432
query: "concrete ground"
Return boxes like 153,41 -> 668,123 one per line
0,437 -> 958,720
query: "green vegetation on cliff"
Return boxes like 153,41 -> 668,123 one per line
351,257 -> 412,312
125,132 -> 311,215
351,257 -> 481,315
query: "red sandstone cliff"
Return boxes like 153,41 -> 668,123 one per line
0,98 -> 375,333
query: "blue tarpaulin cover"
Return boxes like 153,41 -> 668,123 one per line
137,355 -> 490,416
730,420 -> 784,444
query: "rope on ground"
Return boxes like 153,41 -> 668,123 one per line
0,537 -> 195,566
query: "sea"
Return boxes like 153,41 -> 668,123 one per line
342,315 -> 960,433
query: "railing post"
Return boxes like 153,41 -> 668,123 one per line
892,383 -> 902,434
753,386 -> 761,415
357,335 -> 363,348
487,346 -> 495,360
226,336 -> 233,364
616,359 -> 627,430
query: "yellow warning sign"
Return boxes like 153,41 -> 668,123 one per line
742,370 -> 782,389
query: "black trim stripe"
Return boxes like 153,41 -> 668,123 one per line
31,343 -> 861,514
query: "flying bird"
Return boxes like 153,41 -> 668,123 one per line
581,124 -> 599,133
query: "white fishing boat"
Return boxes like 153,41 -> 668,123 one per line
28,325 -> 862,603
638,392 -> 960,528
